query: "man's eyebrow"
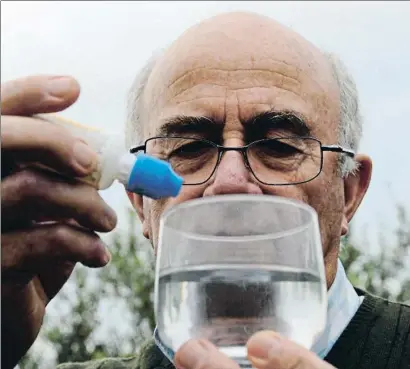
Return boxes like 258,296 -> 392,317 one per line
245,110 -> 312,137
156,115 -> 222,137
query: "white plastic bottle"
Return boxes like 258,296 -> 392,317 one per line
36,114 -> 183,199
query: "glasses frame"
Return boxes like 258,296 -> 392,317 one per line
130,136 -> 355,186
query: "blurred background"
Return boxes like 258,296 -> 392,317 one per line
1,1 -> 409,368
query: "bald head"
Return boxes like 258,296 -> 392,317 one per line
140,11 -> 340,140
156,11 -> 334,80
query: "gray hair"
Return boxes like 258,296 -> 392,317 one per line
126,51 -> 362,177
125,50 -> 162,150
325,52 -> 363,176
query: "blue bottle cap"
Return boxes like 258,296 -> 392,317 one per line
126,153 -> 183,199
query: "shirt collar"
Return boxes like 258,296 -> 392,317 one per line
311,258 -> 364,358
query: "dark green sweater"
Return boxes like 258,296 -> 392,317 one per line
57,290 -> 410,369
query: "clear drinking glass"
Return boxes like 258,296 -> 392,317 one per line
154,194 -> 327,368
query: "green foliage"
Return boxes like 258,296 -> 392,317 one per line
18,355 -> 41,369
44,266 -> 121,363
98,208 -> 156,352
19,209 -> 155,368
340,205 -> 410,303
20,206 -> 410,369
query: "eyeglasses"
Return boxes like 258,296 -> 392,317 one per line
130,136 -> 355,186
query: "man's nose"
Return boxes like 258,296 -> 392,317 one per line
203,150 -> 263,196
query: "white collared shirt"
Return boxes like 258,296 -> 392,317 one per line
311,258 -> 364,358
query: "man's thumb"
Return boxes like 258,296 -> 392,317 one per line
247,331 -> 335,369
1,75 -> 80,116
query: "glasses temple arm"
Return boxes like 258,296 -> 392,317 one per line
129,145 -> 146,154
322,145 -> 355,158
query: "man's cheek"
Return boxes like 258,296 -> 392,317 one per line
309,187 -> 344,255
148,196 -> 186,249
149,199 -> 167,250
148,184 -> 210,250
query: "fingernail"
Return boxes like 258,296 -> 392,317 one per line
103,249 -> 111,265
47,77 -> 75,98
73,141 -> 97,172
247,332 -> 282,360
104,208 -> 118,230
87,243 -> 111,268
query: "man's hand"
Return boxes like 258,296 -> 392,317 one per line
175,331 -> 336,369
1,75 -> 117,369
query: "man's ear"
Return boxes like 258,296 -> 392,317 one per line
126,191 -> 150,239
341,154 -> 373,235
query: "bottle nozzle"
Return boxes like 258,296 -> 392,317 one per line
126,153 -> 183,199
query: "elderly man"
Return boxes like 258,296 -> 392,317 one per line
1,11 -> 409,369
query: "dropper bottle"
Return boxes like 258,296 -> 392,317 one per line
36,114 -> 183,199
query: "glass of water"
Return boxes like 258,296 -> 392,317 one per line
154,194 -> 327,368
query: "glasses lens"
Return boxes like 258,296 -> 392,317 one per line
247,137 -> 322,185
145,137 -> 219,184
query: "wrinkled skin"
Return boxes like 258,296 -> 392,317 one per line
128,12 -> 372,288
127,11 -> 373,369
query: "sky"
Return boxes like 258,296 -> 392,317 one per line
2,1 -> 410,365
2,1 -> 410,248
2,1 -> 410,246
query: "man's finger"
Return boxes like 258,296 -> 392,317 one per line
175,339 -> 240,369
1,223 -> 111,274
37,261 -> 76,301
1,75 -> 80,116
1,168 -> 117,232
247,331 -> 335,369
1,115 -> 98,177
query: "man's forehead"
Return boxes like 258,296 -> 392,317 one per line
142,12 -> 339,138
148,14 -> 334,84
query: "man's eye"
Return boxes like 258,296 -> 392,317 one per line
170,141 -> 212,158
258,140 -> 303,157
